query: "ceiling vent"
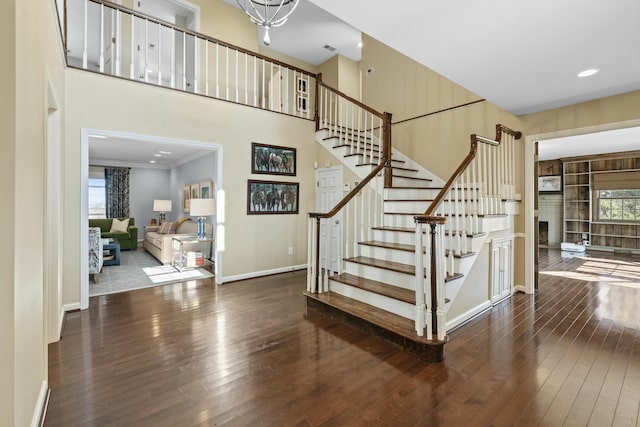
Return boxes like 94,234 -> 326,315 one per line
323,44 -> 337,52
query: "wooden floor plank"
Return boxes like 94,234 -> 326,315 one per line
45,249 -> 640,426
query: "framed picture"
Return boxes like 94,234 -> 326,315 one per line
190,183 -> 200,199
200,180 -> 213,199
297,76 -> 308,94
182,185 -> 191,213
539,175 -> 562,192
251,142 -> 296,176
297,95 -> 308,113
247,180 -> 299,214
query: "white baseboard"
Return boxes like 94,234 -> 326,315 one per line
514,284 -> 528,293
31,380 -> 49,427
63,303 -> 81,312
221,264 -> 306,283
446,300 -> 492,332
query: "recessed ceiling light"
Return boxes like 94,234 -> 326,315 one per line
159,150 -> 172,154
357,42 -> 363,48
577,68 -> 599,78
88,134 -> 107,139
154,154 -> 162,157
149,160 -> 156,164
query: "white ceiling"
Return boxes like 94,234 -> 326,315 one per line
89,135 -> 214,169
224,0 -> 362,65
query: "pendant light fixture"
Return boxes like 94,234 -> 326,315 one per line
235,0 -> 299,46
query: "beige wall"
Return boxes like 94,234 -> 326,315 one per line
0,1 -> 17,424
359,34 -> 524,181
521,90 -> 640,136
1,0 -> 67,425
63,70 -> 316,303
318,54 -> 361,100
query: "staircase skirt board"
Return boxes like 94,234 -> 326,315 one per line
304,292 -> 446,362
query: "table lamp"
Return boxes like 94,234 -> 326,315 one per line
153,199 -> 172,224
190,198 -> 215,239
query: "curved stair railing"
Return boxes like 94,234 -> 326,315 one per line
414,124 -> 522,340
307,82 -> 392,292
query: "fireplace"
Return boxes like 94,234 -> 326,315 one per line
539,221 -> 549,245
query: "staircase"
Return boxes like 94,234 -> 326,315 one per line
306,86 -> 521,361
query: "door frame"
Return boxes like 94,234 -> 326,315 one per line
80,129 -> 223,310
524,118 -> 640,295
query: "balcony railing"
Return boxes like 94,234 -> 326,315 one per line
65,0 -> 316,119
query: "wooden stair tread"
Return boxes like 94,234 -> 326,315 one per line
359,240 -> 475,258
330,273 -> 415,304
383,212 -> 508,218
345,256 -> 463,282
356,159 -> 406,167
392,175 -> 432,182
372,226 -> 487,238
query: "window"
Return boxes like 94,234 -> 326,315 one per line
597,189 -> 640,221
88,166 -> 106,218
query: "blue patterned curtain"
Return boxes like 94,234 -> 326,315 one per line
105,167 -> 130,218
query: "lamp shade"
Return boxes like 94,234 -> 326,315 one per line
153,199 -> 172,212
190,198 -> 215,216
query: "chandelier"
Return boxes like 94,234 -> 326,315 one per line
235,0 -> 299,46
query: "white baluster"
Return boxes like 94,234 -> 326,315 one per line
215,44 -> 219,97
261,59 -> 265,108
82,0 -> 88,69
182,32 -> 186,90
170,28 -> 175,88
353,191 -> 358,257
284,67 -> 288,114
144,19 -> 148,82
253,55 -> 257,107
157,24 -> 162,85
193,37 -> 199,93
235,50 -> 239,102
205,41 -> 209,96
99,5 -> 104,73
345,204 -> 351,259
460,173 -> 467,252
225,47 -> 229,100
436,224 -> 447,341
244,53 -> 248,105
115,9 -> 122,76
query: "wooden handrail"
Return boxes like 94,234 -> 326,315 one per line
83,0 -> 318,78
317,80 -> 385,120
309,162 -> 385,220
416,124 -> 522,221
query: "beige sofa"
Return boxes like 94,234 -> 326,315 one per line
144,219 -> 211,264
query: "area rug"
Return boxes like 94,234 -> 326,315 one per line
90,249 -> 213,297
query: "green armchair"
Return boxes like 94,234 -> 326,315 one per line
88,218 -> 138,250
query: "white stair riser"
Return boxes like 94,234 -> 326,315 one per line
358,245 -> 416,265
384,200 -> 484,214
329,280 -> 414,320
383,214 -> 420,229
391,176 -> 432,188
444,276 -> 465,303
359,244 -> 474,273
345,261 -> 414,290
371,228 -> 484,253
479,215 -> 510,233
385,188 -> 477,200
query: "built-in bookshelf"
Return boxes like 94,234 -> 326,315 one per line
562,153 -> 640,252
563,160 -> 591,244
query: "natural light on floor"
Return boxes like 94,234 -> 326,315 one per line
540,253 -> 640,288
142,265 -> 208,284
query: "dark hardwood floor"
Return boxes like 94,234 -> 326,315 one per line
46,249 -> 640,426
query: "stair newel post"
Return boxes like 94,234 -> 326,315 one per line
454,181 -> 460,256
383,112 -> 393,188
345,204 -> 351,260
435,218 -> 447,341
414,218 -> 427,337
427,217 -> 446,339
353,191 -> 359,257
323,218 -> 330,293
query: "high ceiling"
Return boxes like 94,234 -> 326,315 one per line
306,0 -> 640,116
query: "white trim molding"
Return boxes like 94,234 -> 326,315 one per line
31,381 -> 49,427
221,264 -> 307,284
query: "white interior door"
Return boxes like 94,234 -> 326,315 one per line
316,166 -> 343,275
